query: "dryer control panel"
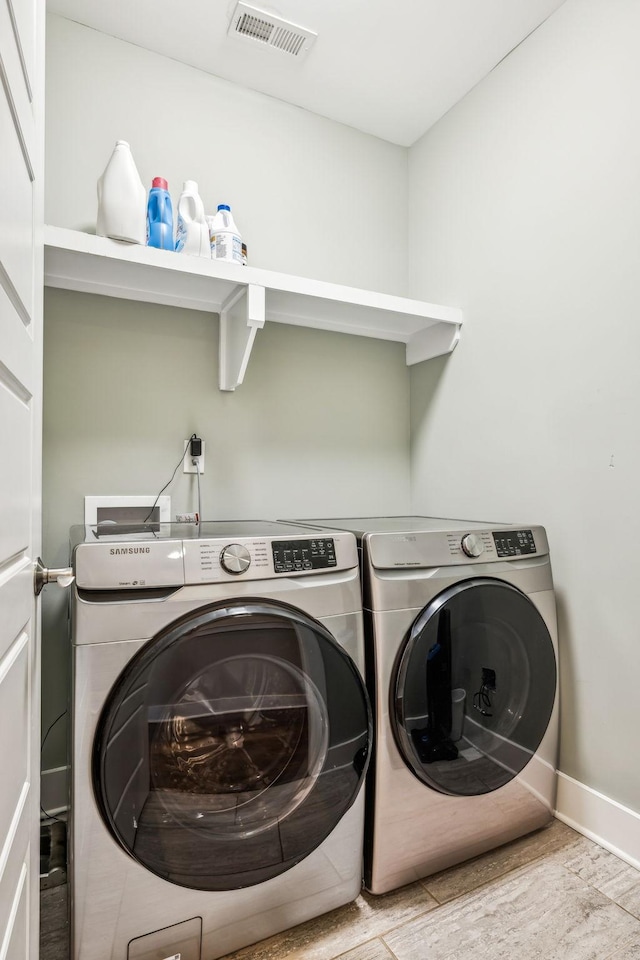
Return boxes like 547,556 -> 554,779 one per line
367,525 -> 549,570
493,529 -> 537,557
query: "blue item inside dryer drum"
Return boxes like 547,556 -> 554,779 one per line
393,577 -> 556,797
92,598 -> 371,891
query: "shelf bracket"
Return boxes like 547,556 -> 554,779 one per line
219,283 -> 266,391
406,321 -> 461,366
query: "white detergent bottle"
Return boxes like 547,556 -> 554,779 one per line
96,140 -> 146,244
175,181 -> 210,257
209,204 -> 243,265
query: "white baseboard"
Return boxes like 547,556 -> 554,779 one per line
555,771 -> 640,871
41,765 -> 69,818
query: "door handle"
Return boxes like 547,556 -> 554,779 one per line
34,557 -> 75,596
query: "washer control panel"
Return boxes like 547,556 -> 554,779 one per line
272,538 -> 337,574
182,534 -> 350,583
72,524 -> 356,589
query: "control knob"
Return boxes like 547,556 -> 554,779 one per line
220,543 -> 251,575
461,534 -> 484,558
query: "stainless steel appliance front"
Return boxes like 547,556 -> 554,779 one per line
70,521 -> 371,960
282,516 -> 559,894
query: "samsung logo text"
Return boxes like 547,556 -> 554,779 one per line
109,547 -> 151,555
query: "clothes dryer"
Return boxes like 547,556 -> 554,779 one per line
284,517 -> 558,894
69,521 -> 371,960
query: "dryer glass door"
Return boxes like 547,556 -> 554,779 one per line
392,577 -> 556,796
93,599 -> 371,890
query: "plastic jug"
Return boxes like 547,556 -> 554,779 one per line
96,140 -> 146,244
209,204 -> 243,265
175,181 -> 210,257
147,177 -> 174,250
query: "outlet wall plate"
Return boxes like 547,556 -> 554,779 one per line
183,440 -> 205,474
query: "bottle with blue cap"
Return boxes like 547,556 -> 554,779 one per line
208,204 -> 243,265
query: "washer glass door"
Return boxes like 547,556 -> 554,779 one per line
93,599 -> 371,890
392,577 -> 556,796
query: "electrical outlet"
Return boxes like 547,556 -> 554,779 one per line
183,439 -> 205,474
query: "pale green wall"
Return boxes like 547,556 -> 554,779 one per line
42,291 -> 410,772
409,0 -> 640,816
42,17 -> 411,776
45,15 -> 408,294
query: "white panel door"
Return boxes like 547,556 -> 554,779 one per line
0,0 -> 44,959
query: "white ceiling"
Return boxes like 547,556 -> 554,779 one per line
47,0 -> 568,146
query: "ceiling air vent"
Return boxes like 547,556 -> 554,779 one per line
228,2 -> 317,58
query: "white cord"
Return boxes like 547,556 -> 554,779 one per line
193,458 -> 202,521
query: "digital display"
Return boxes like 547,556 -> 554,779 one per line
493,530 -> 537,558
272,538 -> 337,573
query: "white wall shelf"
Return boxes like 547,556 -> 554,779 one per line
44,226 -> 463,391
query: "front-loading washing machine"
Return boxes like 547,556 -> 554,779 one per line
69,520 -> 371,960
283,517 -> 559,894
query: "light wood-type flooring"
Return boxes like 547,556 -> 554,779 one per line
41,819 -> 640,960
